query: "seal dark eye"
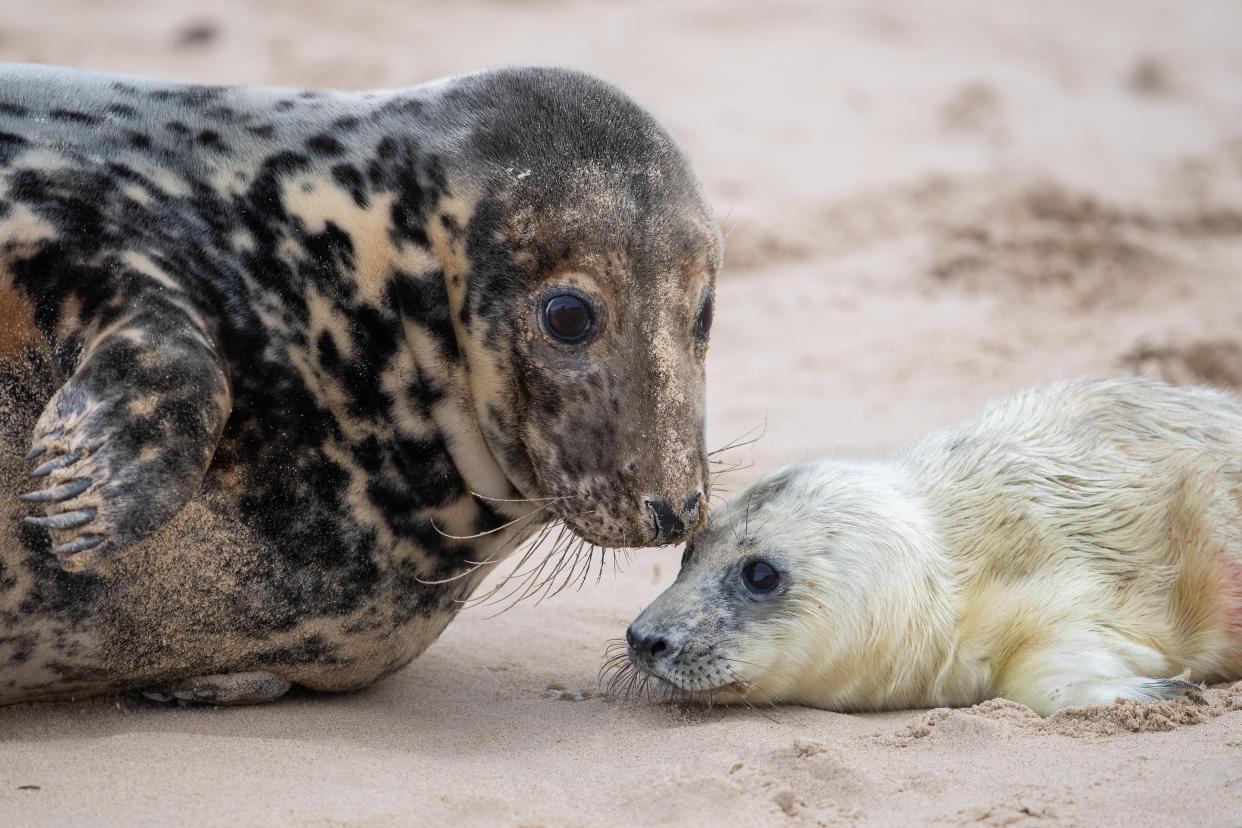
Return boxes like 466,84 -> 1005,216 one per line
693,292 -> 713,343
543,293 -> 594,343
742,559 -> 779,594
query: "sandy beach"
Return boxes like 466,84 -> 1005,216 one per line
2,0 -> 1242,824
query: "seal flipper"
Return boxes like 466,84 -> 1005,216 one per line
19,314 -> 231,571
996,643 -> 1209,714
141,672 -> 292,706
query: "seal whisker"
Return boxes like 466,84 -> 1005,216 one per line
429,500 -> 555,540
419,516 -> 565,586
473,524 -> 590,614
525,532 -> 600,604
707,418 -> 767,458
452,520 -> 562,594
528,540 -> 586,605
491,526 -> 577,607
469,490 -> 570,505
463,509 -> 594,607
522,530 -> 579,598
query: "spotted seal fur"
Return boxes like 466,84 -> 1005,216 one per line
0,63 -> 721,704
622,378 -> 1242,715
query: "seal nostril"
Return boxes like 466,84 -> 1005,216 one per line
627,627 -> 671,659
645,498 -> 685,543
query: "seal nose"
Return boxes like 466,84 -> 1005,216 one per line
645,491 -> 704,544
626,625 -> 669,660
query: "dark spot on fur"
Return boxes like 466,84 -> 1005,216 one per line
307,133 -> 345,156
105,102 -> 138,119
197,130 -> 228,152
249,635 -> 342,667
1,634 -> 37,665
0,132 -> 28,164
330,163 -> 369,208
390,271 -> 457,359
49,109 -> 102,126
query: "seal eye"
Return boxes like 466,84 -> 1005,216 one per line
693,292 -> 713,343
742,559 -> 779,594
543,293 -> 594,343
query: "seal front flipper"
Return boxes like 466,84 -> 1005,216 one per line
19,312 -> 231,571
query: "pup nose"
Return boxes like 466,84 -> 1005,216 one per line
626,625 -> 669,658
645,491 -> 704,544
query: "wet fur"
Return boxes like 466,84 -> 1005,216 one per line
0,64 -> 721,703
627,378 -> 1242,715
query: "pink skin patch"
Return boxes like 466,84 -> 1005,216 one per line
1223,555 -> 1242,637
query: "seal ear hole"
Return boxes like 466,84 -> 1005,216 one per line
541,291 -> 597,344
742,559 -> 780,594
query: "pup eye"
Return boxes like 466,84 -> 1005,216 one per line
543,293 -> 594,343
693,291 -> 713,343
742,559 -> 779,594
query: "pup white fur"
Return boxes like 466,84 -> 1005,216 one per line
626,378 -> 1242,715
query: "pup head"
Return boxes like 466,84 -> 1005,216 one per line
624,460 -> 951,710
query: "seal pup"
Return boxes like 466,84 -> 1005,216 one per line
0,63 -> 721,704
622,378 -> 1242,715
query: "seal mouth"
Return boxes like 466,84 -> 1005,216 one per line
625,653 -> 746,698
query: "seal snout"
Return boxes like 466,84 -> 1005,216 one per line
644,491 -> 705,544
625,620 -> 683,671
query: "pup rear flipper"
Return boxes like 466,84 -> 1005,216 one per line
997,643 -> 1207,714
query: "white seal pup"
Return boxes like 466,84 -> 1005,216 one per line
622,378 -> 1242,715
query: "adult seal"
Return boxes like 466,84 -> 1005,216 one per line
0,63 -> 722,704
623,378 -> 1242,715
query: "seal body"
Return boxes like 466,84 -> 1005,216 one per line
626,378 -> 1242,715
0,63 -> 721,703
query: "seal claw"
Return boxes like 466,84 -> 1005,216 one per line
26,425 -> 66,461
30,450 -> 83,478
23,508 -> 97,531
50,535 -> 105,556
20,478 -> 92,502
1155,678 -> 1207,705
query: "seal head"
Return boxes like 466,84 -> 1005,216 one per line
625,461 -> 949,708
432,68 -> 721,547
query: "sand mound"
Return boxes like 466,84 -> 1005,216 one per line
929,182 -> 1166,307
928,181 -> 1242,309
1042,697 -> 1214,737
1122,337 -> 1242,389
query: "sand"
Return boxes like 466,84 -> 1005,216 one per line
3,0 -> 1242,824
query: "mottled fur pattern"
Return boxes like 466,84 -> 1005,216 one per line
0,63 -> 721,703
626,378 -> 1242,715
